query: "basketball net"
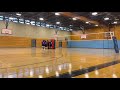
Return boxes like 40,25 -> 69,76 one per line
4,20 -> 9,29
54,34 -> 58,40
53,31 -> 114,41
54,30 -> 59,40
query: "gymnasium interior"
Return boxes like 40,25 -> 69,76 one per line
0,12 -> 120,78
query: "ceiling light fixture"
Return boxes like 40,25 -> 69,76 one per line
16,13 -> 21,16
113,21 -> 117,24
86,21 -> 89,24
55,12 -> 60,16
56,22 -> 60,24
39,18 -> 44,21
70,29 -> 73,31
72,17 -> 77,20
95,24 -> 98,26
70,25 -> 73,26
104,17 -> 109,20
92,12 -> 98,16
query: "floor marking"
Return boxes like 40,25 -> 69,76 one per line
48,60 -> 120,78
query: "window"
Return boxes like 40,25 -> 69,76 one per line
13,21 -> 18,23
67,30 -> 69,32
0,16 -> 3,21
41,22 -> 46,27
49,25 -> 54,28
9,17 -> 14,21
19,19 -> 24,24
36,22 -> 40,26
63,27 -> 67,31
54,25 -> 56,28
66,27 -> 70,31
25,20 -> 30,25
55,25 -> 59,29
4,17 -> 9,21
30,21 -> 35,25
26,22 -> 30,25
13,18 -> 18,23
46,24 -> 50,28
59,27 -> 63,30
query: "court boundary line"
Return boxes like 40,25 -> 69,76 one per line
0,54 -> 64,69
48,59 -> 120,78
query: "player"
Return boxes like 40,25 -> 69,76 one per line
47,40 -> 50,49
50,40 -> 52,49
42,40 -> 45,50
44,40 -> 47,49
46,40 -> 49,49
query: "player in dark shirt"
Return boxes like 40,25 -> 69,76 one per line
47,40 -> 50,49
42,40 -> 45,50
50,41 -> 52,49
44,40 -> 47,49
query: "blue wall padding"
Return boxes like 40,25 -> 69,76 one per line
67,40 -> 120,49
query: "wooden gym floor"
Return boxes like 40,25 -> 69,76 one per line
0,48 -> 119,78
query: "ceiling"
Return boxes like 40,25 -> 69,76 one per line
0,12 -> 120,31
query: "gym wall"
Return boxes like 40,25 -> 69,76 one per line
0,21 -> 71,38
0,36 -> 31,47
0,21 -> 71,48
71,27 -> 108,40
69,26 -> 120,49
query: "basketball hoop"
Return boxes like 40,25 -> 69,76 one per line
81,34 -> 87,39
1,28 -> 12,35
2,18 -> 12,35
54,34 -> 58,40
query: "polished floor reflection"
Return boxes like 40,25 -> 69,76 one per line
0,48 -> 119,78
74,63 -> 120,78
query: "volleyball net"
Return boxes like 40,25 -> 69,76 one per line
53,31 -> 117,50
54,31 -> 119,55
53,31 -> 115,41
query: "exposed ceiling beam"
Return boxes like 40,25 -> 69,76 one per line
60,12 -> 106,27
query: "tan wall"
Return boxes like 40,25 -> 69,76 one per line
70,31 -> 82,40
0,36 -> 63,48
0,21 -> 71,39
0,36 -> 31,47
111,26 -> 120,40
56,41 -> 59,48
71,27 -> 109,40
36,39 -> 43,48
0,21 -> 71,48
62,41 -> 67,48
85,27 -> 108,33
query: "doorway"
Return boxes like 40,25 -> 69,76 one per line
31,39 -> 36,47
59,41 -> 62,48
